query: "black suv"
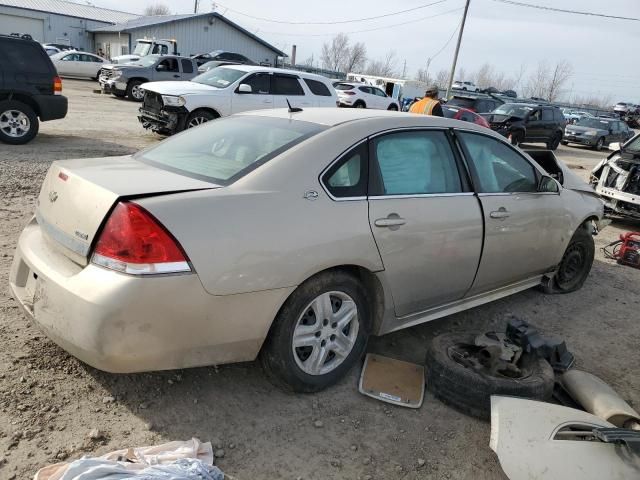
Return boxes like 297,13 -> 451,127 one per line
0,34 -> 68,144
446,93 -> 504,113
482,103 -> 566,150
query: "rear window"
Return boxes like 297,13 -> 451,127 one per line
0,40 -> 50,74
136,116 -> 325,185
335,83 -> 355,91
304,78 -> 332,96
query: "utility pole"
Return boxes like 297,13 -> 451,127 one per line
194,0 -> 199,13
402,59 -> 407,79
446,0 -> 471,99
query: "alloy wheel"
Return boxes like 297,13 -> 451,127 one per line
187,117 -> 209,128
131,85 -> 144,100
291,291 -> 359,376
0,110 -> 30,138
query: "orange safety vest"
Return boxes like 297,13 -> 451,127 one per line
409,97 -> 440,115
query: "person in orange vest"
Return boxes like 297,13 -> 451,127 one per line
409,85 -> 444,117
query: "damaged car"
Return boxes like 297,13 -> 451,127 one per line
10,110 -> 603,392
591,133 -> 640,219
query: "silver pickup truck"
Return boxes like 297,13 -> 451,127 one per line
99,55 -> 199,102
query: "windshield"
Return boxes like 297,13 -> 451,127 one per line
576,118 -> 610,129
133,42 -> 152,57
335,83 -> 355,91
491,104 -> 533,117
625,134 -> 640,153
192,67 -> 246,88
130,55 -> 160,67
136,116 -> 325,184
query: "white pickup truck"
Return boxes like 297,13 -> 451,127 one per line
110,38 -> 178,64
137,65 -> 338,134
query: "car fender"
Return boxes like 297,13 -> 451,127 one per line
182,94 -> 231,116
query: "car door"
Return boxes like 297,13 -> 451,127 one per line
80,54 -> 102,77
367,129 -> 484,316
153,57 -> 181,81
232,72 -> 273,112
371,87 -> 389,109
525,108 -> 544,140
57,52 -> 80,76
456,131 -> 566,295
358,86 -> 373,107
272,73 -> 310,108
540,108 -> 555,139
180,58 -> 195,80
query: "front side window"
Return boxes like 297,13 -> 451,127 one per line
136,116 -> 325,185
158,58 -> 178,72
242,73 -> 270,94
272,75 -> 304,95
63,53 -> 80,61
372,131 -> 462,195
322,142 -> 368,198
372,88 -> 387,97
458,132 -> 538,193
528,110 -> 542,122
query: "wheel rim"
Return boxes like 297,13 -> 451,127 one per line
447,342 -> 532,380
292,291 -> 359,376
355,103 -> 364,108
556,243 -> 586,288
0,110 -> 30,138
596,138 -> 604,150
187,116 -> 209,128
131,84 -> 144,100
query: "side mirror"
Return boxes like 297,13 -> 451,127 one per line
608,142 -> 620,152
156,64 -> 167,71
538,175 -> 559,193
237,83 -> 252,94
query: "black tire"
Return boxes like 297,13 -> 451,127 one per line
561,140 -> 569,145
510,131 -> 524,146
353,101 -> 366,109
426,333 -> 554,420
126,79 -> 145,102
112,91 -> 126,98
0,100 -> 39,145
547,134 -> 562,150
387,104 -> 398,111
548,225 -> 595,293
184,109 -> 218,130
593,137 -> 605,151
260,271 -> 370,393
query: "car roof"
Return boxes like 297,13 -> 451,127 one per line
237,107 -> 490,131
222,64 -> 332,81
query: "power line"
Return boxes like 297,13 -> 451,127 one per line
215,0 -> 450,25
430,17 -> 462,61
491,0 -> 640,22
240,7 -> 465,37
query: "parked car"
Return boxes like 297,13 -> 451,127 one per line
197,60 -> 242,74
482,103 -> 566,149
42,43 -> 77,52
590,133 -> 640,219
501,89 -> 517,98
191,50 -> 256,67
138,66 -> 338,134
0,34 -> 67,144
562,109 -> 594,124
99,55 -> 199,101
563,117 -> 634,151
613,102 -> 638,117
442,105 -> 490,128
9,109 -> 603,392
50,51 -> 108,80
446,94 -> 503,114
43,45 -> 60,56
335,82 -> 399,110
452,80 -> 480,92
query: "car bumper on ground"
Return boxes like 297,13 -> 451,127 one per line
9,218 -> 294,373
34,94 -> 68,121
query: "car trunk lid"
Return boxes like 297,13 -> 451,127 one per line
36,155 -> 219,266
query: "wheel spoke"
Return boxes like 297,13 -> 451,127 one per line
333,300 -> 357,329
311,293 -> 333,322
306,344 -> 329,373
331,332 -> 353,359
292,324 -> 319,348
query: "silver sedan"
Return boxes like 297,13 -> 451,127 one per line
10,109 -> 603,392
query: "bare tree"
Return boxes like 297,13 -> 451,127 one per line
415,68 -> 433,84
320,33 -> 350,72
521,60 -> 573,101
364,51 -> 398,77
302,54 -> 315,67
546,60 -> 573,102
143,3 -> 171,15
343,41 -> 367,73
570,93 -> 613,110
434,69 -> 449,88
523,62 -> 550,99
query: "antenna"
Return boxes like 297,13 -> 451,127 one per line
286,98 -> 303,113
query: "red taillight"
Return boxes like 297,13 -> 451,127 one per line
92,202 -> 191,275
343,91 -> 356,95
53,76 -> 62,95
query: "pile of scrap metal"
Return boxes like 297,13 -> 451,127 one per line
426,318 -> 640,479
591,135 -> 640,219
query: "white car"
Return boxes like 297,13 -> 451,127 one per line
452,81 -> 480,92
138,65 -> 339,134
51,51 -> 108,79
43,46 -> 60,56
334,82 -> 399,111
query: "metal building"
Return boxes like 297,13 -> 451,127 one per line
90,13 -> 285,66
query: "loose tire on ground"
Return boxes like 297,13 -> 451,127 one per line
0,100 -> 39,145
260,271 -> 370,393
545,224 -> 595,294
425,333 -> 554,420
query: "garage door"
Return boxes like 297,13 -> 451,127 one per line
0,14 -> 44,41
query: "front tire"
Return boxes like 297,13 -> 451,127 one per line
387,104 -> 398,111
547,133 -> 562,150
260,271 -> 370,392
185,109 -> 218,129
353,101 -> 366,109
0,100 -> 39,145
593,137 -> 605,151
547,225 -> 595,293
126,79 -> 145,102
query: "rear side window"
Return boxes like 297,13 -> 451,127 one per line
372,131 -> 462,195
0,41 -> 51,74
322,142 -> 368,198
181,59 -> 194,73
272,75 -> 304,95
304,79 -> 332,96
553,109 -> 564,122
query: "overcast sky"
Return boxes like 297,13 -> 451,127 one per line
90,0 -> 639,102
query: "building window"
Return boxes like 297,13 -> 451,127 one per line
121,46 -> 129,55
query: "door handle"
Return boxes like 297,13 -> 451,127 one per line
374,215 -> 406,228
262,99 -> 272,104
173,74 -> 180,78
490,208 -> 510,219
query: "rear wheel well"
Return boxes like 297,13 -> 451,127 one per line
0,93 -> 41,117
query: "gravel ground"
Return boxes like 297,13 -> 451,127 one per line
1,79 -> 638,480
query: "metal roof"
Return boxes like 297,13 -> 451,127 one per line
90,12 -> 286,57
0,0 -> 137,23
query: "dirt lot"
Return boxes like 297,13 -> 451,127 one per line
1,79 -> 638,480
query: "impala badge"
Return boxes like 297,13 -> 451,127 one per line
48,191 -> 58,203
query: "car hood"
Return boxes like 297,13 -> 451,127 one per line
140,81 -> 222,95
566,125 -> 606,135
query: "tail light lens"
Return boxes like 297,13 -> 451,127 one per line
92,202 -> 191,275
343,91 -> 356,96
53,76 -> 62,95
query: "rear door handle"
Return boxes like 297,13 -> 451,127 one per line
490,208 -> 510,219
374,216 -> 406,228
